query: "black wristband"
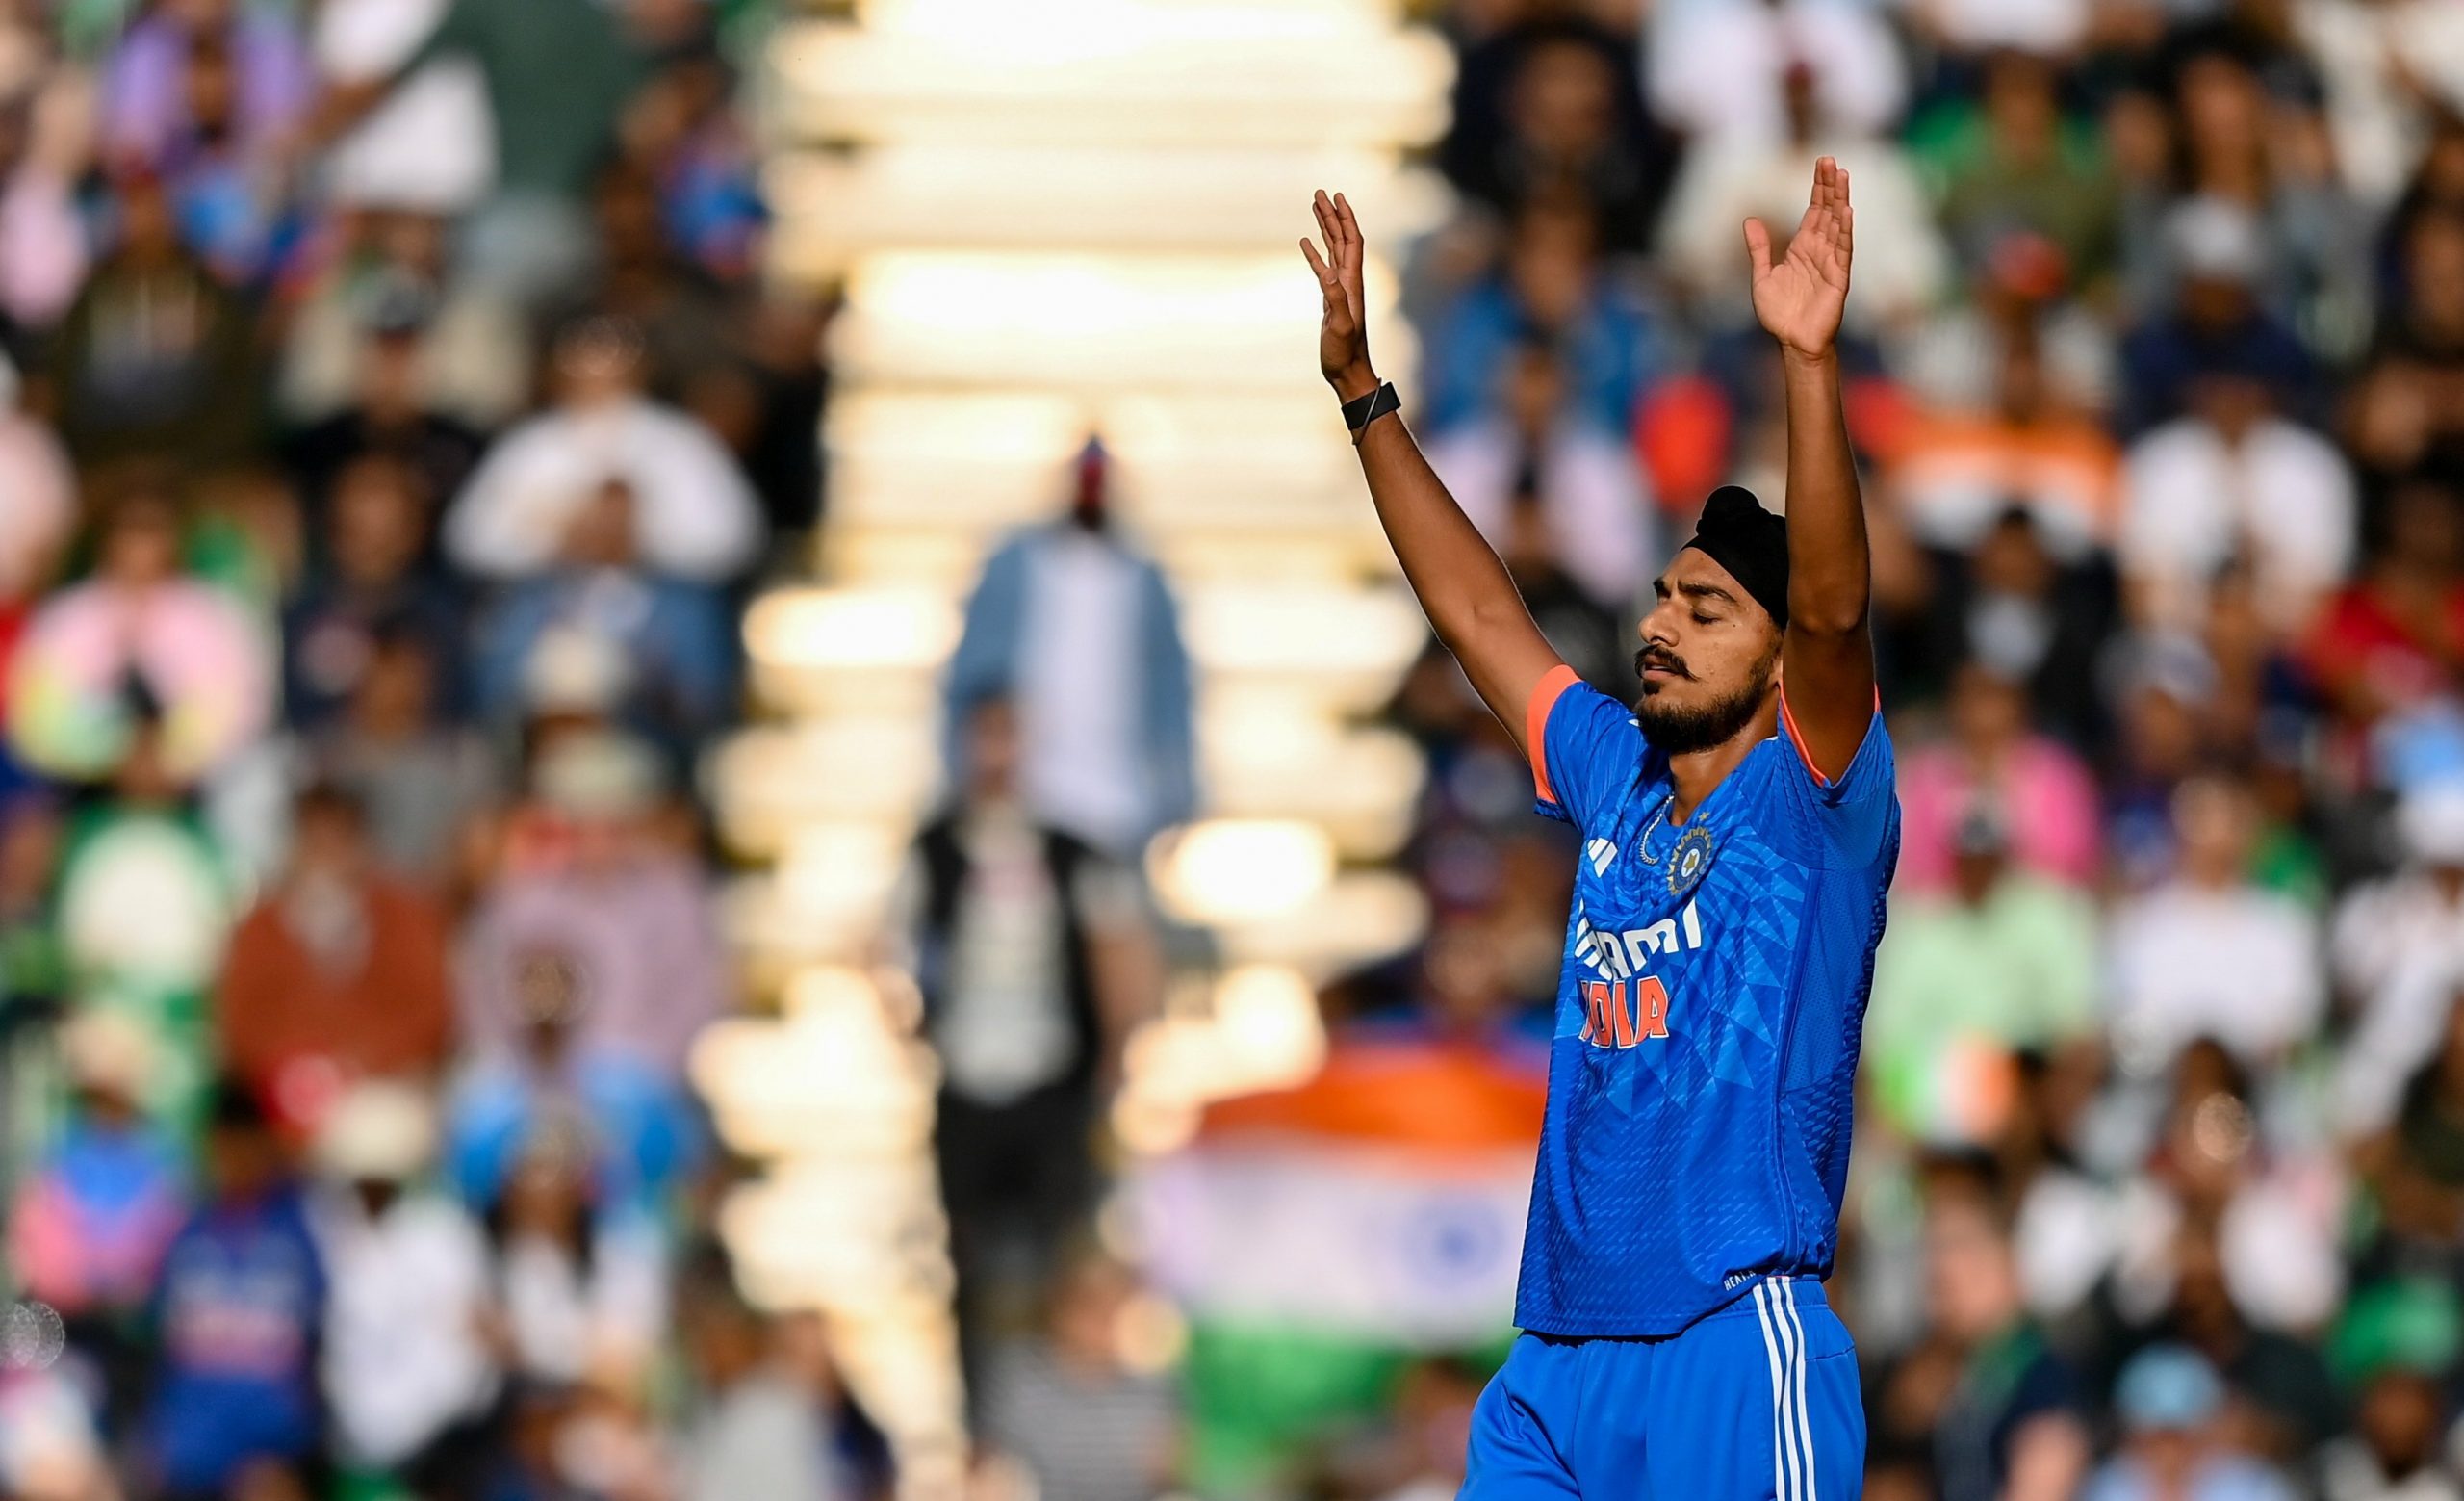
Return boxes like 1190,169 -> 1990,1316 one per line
1341,380 -> 1400,442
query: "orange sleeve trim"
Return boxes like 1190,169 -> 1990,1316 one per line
1527,664 -> 1580,804
1777,673 -> 1882,789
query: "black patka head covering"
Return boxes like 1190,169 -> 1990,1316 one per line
1681,485 -> 1789,629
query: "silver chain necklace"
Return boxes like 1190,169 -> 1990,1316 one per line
1633,798 -> 1673,865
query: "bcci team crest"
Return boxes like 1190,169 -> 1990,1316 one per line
1667,824 -> 1716,897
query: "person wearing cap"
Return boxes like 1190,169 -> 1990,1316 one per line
309,1079 -> 499,1492
1304,160 -> 1896,1498
454,726 -> 727,1073
2118,194 -> 2320,436
2084,1345 -> 2297,1501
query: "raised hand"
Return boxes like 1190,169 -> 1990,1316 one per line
1301,190 -> 1378,401
1744,157 -> 1854,361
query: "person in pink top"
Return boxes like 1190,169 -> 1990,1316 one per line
1898,660 -> 2102,893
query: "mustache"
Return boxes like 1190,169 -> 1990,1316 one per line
1634,647 -> 1692,680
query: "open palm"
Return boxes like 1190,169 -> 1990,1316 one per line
1745,157 -> 1853,359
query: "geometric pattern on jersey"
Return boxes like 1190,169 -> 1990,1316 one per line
1518,667 -> 1899,1338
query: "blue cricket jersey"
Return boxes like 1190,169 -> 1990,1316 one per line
1517,665 -> 1899,1337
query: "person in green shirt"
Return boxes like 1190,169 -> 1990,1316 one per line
1866,803 -> 2101,1145
309,0 -> 649,306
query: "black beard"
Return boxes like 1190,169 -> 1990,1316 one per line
1634,651 -> 1778,754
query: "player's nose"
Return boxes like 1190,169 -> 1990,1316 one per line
1637,598 -> 1681,647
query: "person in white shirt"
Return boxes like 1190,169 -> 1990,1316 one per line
312,1081 -> 500,1484
445,314 -> 762,584
2332,786 -> 2464,1005
313,0 -> 494,215
2118,374 -> 2355,636
2332,788 -> 2464,1135
1657,63 -> 1949,337
1424,337 -> 1656,613
1645,0 -> 1906,150
2108,775 -> 2324,1071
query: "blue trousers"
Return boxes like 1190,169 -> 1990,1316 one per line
1463,1276 -> 1866,1500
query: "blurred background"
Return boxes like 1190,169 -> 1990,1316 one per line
0,0 -> 2459,1499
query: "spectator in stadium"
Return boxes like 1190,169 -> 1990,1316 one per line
2355,994 -> 2464,1268
0,67 -> 96,335
141,1083 -> 327,1501
1896,661 -> 2104,893
303,630 -> 498,886
979,1250 -> 1180,1501
456,727 -> 727,1069
444,314 -> 762,586
2346,213 -> 2464,491
280,451 -> 464,732
900,694 -> 1153,1390
276,245 -> 507,486
676,1269 -> 857,1501
2118,197 -> 2320,436
1886,328 -> 2123,562
469,477 -> 739,753
445,945 -> 702,1218
214,783 -> 454,1120
1893,1185 -> 2092,1501
2112,1040 -> 2348,1338
1929,50 -> 2120,296
7,479 -> 270,786
2314,1279 -> 2464,1501
1644,0 -> 1905,151
8,1006 -> 185,1425
2109,777 -> 2325,1068
1424,334 -> 1656,615
1441,20 -> 1672,254
2162,45 -> 2366,356
2302,478 -> 2464,742
2118,359 -> 2355,637
2080,1344 -> 2297,1501
480,1125 -> 669,1390
942,441 -> 1196,857
45,168 -> 260,468
310,1080 -> 499,1492
1866,804 -> 2100,1145
1419,197 -> 1661,436
96,0 -> 312,177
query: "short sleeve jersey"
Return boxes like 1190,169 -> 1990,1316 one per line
1516,665 -> 1900,1336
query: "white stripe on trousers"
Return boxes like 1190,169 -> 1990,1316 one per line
1752,1278 -> 1816,1501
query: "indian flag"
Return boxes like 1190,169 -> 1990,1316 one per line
1129,1030 -> 1546,1488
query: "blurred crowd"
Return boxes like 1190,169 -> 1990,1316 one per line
0,0 -> 878,1498
12,2 -> 2464,1501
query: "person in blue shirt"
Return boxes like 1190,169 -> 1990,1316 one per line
1301,158 -> 1896,1498
142,1084 -> 328,1501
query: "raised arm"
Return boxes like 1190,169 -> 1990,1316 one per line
1301,192 -> 1562,756
1745,158 -> 1875,780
